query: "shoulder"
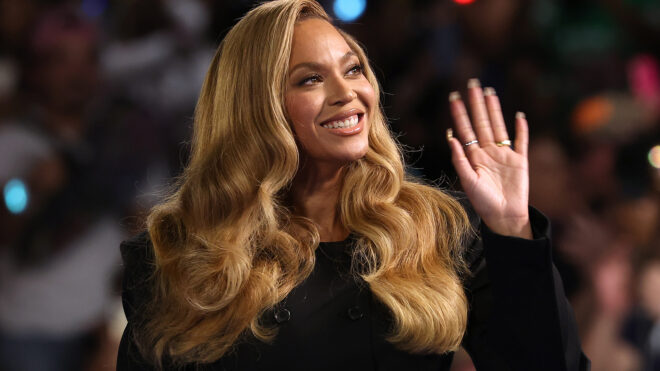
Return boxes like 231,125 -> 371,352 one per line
120,231 -> 155,285
120,231 -> 152,263
120,231 -> 156,321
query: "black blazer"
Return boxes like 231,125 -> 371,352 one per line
117,198 -> 591,370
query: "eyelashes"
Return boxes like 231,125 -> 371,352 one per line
297,63 -> 363,86
347,64 -> 363,75
299,74 -> 322,86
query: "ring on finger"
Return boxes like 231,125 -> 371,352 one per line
496,140 -> 511,147
464,140 -> 479,147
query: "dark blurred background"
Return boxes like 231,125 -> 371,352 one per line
0,0 -> 658,370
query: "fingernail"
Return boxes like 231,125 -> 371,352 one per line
446,128 -> 453,141
467,78 -> 481,89
515,111 -> 526,120
483,87 -> 496,96
448,91 -> 461,102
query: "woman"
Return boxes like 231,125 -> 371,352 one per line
117,0 -> 589,370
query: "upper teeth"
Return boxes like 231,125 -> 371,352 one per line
322,115 -> 359,129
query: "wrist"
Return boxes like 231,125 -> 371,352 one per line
486,216 -> 533,240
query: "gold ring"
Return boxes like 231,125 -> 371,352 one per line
464,140 -> 479,147
496,140 -> 511,147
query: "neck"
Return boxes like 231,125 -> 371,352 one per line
290,159 -> 348,242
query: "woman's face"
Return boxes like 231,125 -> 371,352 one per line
285,18 -> 375,165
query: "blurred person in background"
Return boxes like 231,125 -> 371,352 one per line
557,48 -> 660,369
626,247 -> 660,371
0,8 -> 124,371
0,0 -> 39,118
100,0 -> 216,180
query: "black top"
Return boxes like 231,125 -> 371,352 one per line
117,199 -> 591,371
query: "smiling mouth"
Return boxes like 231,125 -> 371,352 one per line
320,114 -> 361,129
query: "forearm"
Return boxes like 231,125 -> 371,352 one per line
463,207 -> 590,371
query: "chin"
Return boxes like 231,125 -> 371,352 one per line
300,138 -> 370,165
337,142 -> 369,163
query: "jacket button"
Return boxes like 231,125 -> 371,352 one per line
347,306 -> 363,320
274,308 -> 291,323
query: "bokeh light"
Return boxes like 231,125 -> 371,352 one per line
649,145 -> 660,169
4,178 -> 29,214
453,0 -> 476,5
333,0 -> 366,22
80,0 -> 108,18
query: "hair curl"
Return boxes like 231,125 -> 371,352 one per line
139,0 -> 473,367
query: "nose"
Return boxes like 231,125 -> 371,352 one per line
327,77 -> 357,105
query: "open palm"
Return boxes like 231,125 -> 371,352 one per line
447,80 -> 532,239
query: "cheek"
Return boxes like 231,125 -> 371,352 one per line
356,80 -> 377,113
285,92 -> 321,136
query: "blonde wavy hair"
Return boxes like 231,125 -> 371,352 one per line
139,0 -> 473,367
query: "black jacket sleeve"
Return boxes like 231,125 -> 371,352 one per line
460,203 -> 591,371
116,231 -> 157,371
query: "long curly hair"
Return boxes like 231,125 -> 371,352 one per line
139,0 -> 473,367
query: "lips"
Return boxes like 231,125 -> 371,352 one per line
318,108 -> 365,136
319,113 -> 365,136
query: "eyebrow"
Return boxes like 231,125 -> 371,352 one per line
289,51 -> 358,76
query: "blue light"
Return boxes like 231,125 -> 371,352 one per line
80,0 -> 108,18
333,0 -> 366,22
4,178 -> 29,214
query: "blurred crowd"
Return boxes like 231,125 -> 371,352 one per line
0,0 -> 658,370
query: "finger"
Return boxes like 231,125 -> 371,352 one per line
447,129 -> 477,184
483,87 -> 510,144
514,111 -> 529,158
467,78 -> 495,145
448,92 -> 479,153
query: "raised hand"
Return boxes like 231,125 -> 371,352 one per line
447,79 -> 532,239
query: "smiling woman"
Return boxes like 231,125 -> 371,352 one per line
116,1 -> 590,370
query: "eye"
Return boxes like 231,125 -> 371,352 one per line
346,64 -> 363,76
298,74 -> 322,86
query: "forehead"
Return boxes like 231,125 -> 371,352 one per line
289,18 -> 353,64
